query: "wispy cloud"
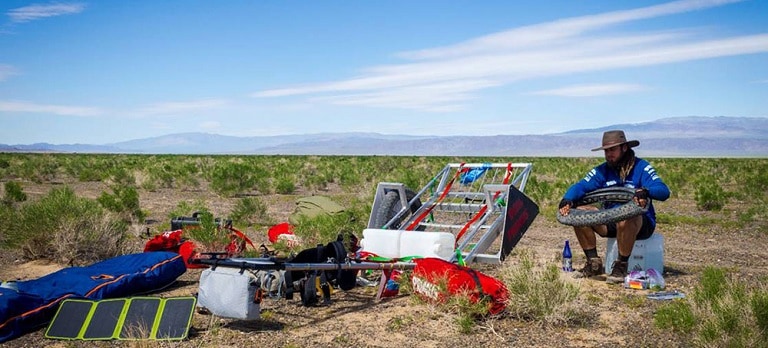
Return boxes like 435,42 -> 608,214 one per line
254,0 -> 766,111
7,2 -> 86,23
0,100 -> 102,116
530,84 -> 648,97
396,0 -> 744,60
0,64 -> 18,81
134,99 -> 229,117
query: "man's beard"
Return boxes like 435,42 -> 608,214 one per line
610,149 -> 636,180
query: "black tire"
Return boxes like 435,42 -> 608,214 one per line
300,274 -> 318,306
557,187 -> 647,227
573,187 -> 635,207
371,188 -> 423,230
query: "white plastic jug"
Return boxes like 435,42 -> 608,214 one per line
399,231 -> 455,260
359,228 -> 455,260
360,228 -> 402,259
605,233 -> 664,274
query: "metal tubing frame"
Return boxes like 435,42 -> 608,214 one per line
368,162 -> 534,264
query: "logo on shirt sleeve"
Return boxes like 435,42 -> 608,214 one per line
583,169 -> 596,182
644,164 -> 660,181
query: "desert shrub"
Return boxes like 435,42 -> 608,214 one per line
97,185 -> 145,223
0,204 -> 15,246
229,196 -> 270,226
274,176 -> 296,194
210,162 -> 258,197
3,186 -> 128,264
182,209 -> 231,252
499,250 -> 587,326
291,202 -> 366,248
145,163 -> 177,189
168,200 -> 209,222
694,178 -> 728,211
654,266 -> 768,347
78,167 -> 104,182
396,268 -> 493,334
107,166 -> 136,187
3,181 -> 27,205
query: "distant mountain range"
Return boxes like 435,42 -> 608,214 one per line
2,116 -> 767,157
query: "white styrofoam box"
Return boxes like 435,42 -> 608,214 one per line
605,233 -> 664,274
198,267 -> 260,320
359,228 -> 455,260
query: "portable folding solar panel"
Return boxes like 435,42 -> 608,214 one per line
45,297 -> 196,341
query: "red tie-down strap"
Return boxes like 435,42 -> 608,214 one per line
454,163 -> 514,247
405,163 -> 467,231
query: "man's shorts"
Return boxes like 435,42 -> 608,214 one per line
605,214 -> 654,240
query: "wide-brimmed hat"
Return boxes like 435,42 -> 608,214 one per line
591,130 -> 640,151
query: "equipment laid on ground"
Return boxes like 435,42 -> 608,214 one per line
365,162 -> 538,264
191,249 -> 416,309
189,162 -> 539,317
0,252 -> 187,343
45,296 -> 196,341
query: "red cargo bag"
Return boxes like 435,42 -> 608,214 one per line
411,257 -> 508,315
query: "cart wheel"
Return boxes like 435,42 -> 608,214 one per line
372,188 -> 424,230
300,274 -> 318,306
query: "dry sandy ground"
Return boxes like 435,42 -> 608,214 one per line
1,181 -> 766,347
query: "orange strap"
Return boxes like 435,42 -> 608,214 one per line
405,163 -> 466,231
455,163 -> 514,247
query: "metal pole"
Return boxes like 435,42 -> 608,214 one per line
191,258 -> 416,272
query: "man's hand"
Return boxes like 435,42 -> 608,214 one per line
634,188 -> 649,208
558,199 -> 573,216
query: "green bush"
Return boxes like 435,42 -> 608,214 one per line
97,185 -> 146,223
694,177 -> 728,211
210,162 -> 258,197
2,186 -> 128,264
275,176 -> 296,194
498,250 -> 587,326
182,209 -> 231,252
3,181 -> 27,205
292,204 -> 366,248
229,196 -> 270,226
654,266 -> 768,347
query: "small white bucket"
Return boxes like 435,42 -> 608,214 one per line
605,233 -> 664,274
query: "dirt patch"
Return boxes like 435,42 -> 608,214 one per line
2,181 -> 767,348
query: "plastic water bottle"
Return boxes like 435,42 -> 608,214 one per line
562,240 -> 573,272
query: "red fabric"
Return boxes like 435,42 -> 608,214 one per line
177,240 -> 207,269
143,230 -> 206,269
267,222 -> 294,243
411,257 -> 509,315
144,230 -> 184,252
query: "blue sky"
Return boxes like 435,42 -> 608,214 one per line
1,0 -> 766,145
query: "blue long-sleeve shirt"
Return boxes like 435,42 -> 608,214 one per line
562,157 -> 671,227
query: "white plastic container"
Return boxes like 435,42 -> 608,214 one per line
359,228 -> 455,260
399,231 -> 455,260
360,228 -> 402,259
605,233 -> 664,274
